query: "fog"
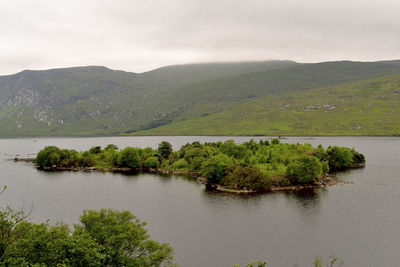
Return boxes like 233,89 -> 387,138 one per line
1,0 -> 399,74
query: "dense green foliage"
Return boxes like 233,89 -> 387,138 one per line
200,154 -> 233,183
35,140 -> 365,192
143,157 -> 160,168
0,207 -> 175,266
158,141 -> 173,159
2,60 -> 400,136
117,147 -> 140,169
286,155 -> 322,183
36,144 -> 157,170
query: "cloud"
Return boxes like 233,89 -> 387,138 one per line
1,0 -> 400,74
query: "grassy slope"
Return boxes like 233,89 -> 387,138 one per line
133,74 -> 400,136
0,61 -> 298,136
142,61 -> 400,126
135,60 -> 299,91
2,60 -> 400,136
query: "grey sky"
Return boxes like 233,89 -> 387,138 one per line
1,0 -> 400,74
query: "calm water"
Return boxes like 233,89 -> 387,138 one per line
1,136 -> 399,267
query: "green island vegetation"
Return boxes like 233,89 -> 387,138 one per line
0,205 -> 175,266
34,139 -> 365,193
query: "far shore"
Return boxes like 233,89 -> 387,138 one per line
1,134 -> 400,139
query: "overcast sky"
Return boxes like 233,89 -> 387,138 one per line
1,0 -> 400,74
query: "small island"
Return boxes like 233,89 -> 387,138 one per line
33,139 -> 365,193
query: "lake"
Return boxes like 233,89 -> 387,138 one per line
0,136 -> 399,267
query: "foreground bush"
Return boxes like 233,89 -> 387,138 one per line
0,207 -> 175,267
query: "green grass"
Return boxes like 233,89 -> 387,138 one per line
0,62 -> 298,136
2,60 -> 400,136
142,61 -> 400,129
133,74 -> 400,136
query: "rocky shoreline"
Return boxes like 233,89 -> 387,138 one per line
32,163 -> 348,194
15,157 -> 363,194
201,173 -> 339,194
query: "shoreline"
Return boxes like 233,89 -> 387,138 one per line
202,173 -> 339,194
15,158 -> 357,194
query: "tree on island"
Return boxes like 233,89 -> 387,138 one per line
158,141 -> 172,159
117,147 -> 140,169
286,155 -> 323,183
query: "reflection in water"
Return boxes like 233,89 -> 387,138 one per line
201,188 -> 267,211
282,188 -> 326,211
165,173 -> 198,183
110,170 -> 139,176
36,166 -> 325,214
35,168 -> 78,180
201,186 -> 326,215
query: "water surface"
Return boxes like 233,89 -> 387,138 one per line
1,136 -> 399,267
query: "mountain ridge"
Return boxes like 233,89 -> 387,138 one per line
1,60 -> 400,136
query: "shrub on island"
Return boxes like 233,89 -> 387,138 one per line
144,156 -> 160,168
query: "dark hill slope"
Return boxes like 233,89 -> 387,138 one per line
135,60 -> 299,92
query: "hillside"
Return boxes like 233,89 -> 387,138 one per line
148,61 -> 400,125
134,73 -> 400,136
0,61 -> 296,136
1,60 -> 400,136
